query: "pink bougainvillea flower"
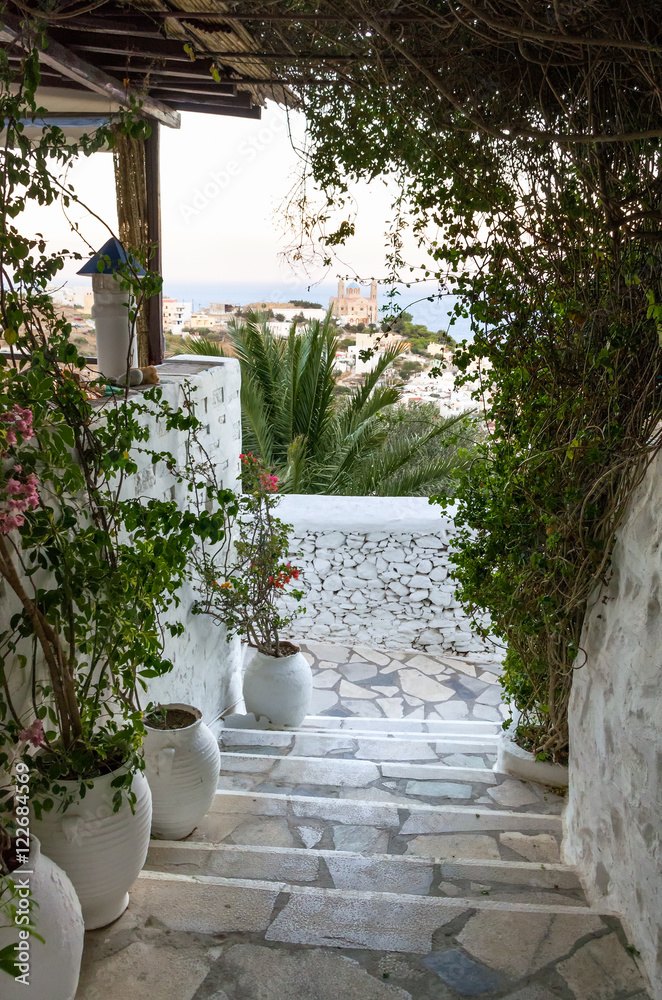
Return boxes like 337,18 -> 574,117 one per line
18,719 -> 45,747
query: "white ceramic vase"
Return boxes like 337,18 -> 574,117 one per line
243,647 -> 313,728
144,704 -> 220,840
496,731 -> 569,786
0,836 -> 84,1000
31,767 -> 152,929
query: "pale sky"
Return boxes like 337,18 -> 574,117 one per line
20,103 -> 461,330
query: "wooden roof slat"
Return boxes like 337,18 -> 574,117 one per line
1,14 -> 181,127
172,100 -> 261,119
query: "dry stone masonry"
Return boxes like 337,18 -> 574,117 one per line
278,495 -> 497,659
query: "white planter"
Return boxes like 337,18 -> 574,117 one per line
497,731 -> 569,786
144,704 -> 220,840
32,767 -> 152,929
242,646 -> 313,728
0,836 -> 84,1000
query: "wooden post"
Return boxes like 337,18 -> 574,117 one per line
145,123 -> 164,366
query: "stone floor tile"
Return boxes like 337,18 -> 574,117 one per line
326,854 -> 434,895
313,669 -> 342,689
499,832 -> 561,863
301,650 -> 314,665
266,889 -> 467,952
399,669 -> 456,703
375,685 -> 401,697
229,817 -> 296,848
403,695 -> 424,706
77,936 -> 217,1000
355,738 -> 438,761
435,700 -> 470,720
292,734 -> 356,757
293,797 -> 400,826
352,646 -> 392,665
332,824 -> 390,854
188,813 -> 247,843
339,680 -> 380,700
479,671 -> 501,685
487,780 -> 542,808
377,697 -> 405,718
342,787 -> 411,805
405,780 -> 473,799
457,910 -> 605,979
443,753 -> 490,769
422,949 -> 502,996
310,689 -> 340,714
405,653 -> 448,675
556,932 -> 646,1000
305,642 -> 350,662
132,874 -> 282,934
220,755 -> 274,773
405,833 -> 501,860
271,757 -> 380,787
502,987 -> 563,1000
339,662 -> 379,682
472,705 -> 503,723
342,699 -> 385,718
209,942 -> 413,1000
441,658 -> 477,676
404,707 -> 426,719
380,661 -> 405,673
296,825 -> 323,849
476,686 -> 505,706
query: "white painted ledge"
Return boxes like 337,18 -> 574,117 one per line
278,494 -> 456,533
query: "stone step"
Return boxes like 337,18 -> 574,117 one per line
301,715 -> 501,736
187,789 -> 563,863
132,870 -> 605,956
217,752 -> 562,813
145,839 -> 585,905
219,727 -> 499,761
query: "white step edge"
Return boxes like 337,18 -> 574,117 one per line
210,789 -> 563,832
136,869 -> 597,916
220,751 -> 500,785
220,729 -> 498,753
146,839 -> 581,889
302,715 -> 500,734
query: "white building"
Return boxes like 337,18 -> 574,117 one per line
162,298 -> 193,333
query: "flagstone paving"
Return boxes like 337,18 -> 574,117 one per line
75,639 -> 651,999
298,641 -> 509,723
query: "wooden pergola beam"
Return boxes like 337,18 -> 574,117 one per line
0,16 -> 181,128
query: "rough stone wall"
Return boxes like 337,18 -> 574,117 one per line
279,495 -> 497,659
1,359 -> 244,734
564,450 -> 662,1000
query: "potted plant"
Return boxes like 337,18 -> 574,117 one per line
143,703 -> 220,840
0,826 -> 84,1000
0,56 -> 223,927
195,453 -> 311,728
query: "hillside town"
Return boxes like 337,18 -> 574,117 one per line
48,279 -> 477,417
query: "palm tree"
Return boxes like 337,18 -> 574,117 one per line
183,312 -> 475,495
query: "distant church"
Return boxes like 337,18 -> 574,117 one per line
329,280 -> 378,325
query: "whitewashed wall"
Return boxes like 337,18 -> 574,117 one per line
1,358 -> 244,735
564,450 -> 662,1000
279,495 -> 497,660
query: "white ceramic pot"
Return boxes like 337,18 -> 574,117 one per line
496,731 -> 569,786
243,647 -> 313,728
144,704 -> 220,840
0,836 -> 84,1000
31,767 -> 152,929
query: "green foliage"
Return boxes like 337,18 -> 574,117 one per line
193,454 -> 303,657
0,45 -> 233,821
185,314 -> 476,495
290,300 -> 322,309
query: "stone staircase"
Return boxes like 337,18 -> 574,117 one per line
76,656 -> 649,1000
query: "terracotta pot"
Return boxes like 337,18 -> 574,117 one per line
243,646 -> 313,728
31,767 -> 152,929
0,836 -> 84,1000
144,704 -> 220,840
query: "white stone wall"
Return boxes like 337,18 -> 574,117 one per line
1,358 -> 244,735
278,495 -> 497,659
564,450 -> 662,1000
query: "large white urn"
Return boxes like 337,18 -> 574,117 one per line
243,645 -> 313,728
